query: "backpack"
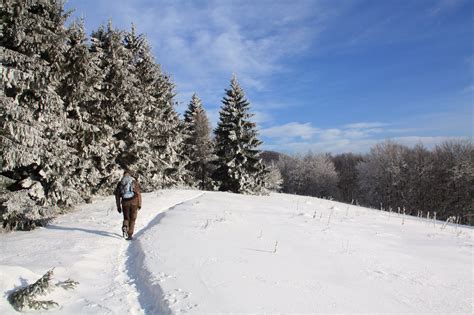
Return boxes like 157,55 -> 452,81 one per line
120,175 -> 135,199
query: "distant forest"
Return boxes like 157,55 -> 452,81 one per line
264,140 -> 473,225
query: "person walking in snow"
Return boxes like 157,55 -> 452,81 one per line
115,169 -> 142,240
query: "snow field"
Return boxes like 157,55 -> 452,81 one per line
140,192 -> 473,313
0,190 -> 472,314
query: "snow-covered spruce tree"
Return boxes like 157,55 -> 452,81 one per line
120,25 -> 155,189
57,20 -> 108,200
151,78 -> 189,188
213,76 -> 266,194
88,21 -> 138,194
183,93 -> 216,190
123,25 -> 188,189
0,0 -> 83,231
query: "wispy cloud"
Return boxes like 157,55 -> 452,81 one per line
343,122 -> 388,129
260,114 -> 471,154
463,85 -> 474,93
260,122 -> 319,140
428,0 -> 464,17
87,0 -> 331,107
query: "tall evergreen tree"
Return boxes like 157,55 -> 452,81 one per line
151,80 -> 189,188
183,93 -> 215,190
123,25 -> 188,189
57,19 -> 106,200
89,21 -> 137,193
0,0 -> 80,230
213,76 -> 266,194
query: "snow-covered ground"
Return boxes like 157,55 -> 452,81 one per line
1,190 -> 472,314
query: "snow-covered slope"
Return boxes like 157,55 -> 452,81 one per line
0,190 -> 472,314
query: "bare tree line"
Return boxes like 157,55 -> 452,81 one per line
275,140 -> 473,225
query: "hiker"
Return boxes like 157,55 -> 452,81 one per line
115,170 -> 142,240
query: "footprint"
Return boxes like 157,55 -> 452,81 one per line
178,303 -> 199,313
164,289 -> 190,307
164,295 -> 178,305
175,288 -> 189,299
150,272 -> 174,284
201,219 -> 210,229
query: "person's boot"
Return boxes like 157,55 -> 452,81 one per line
122,226 -> 128,239
126,235 -> 133,241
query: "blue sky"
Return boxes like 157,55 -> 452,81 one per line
65,0 -> 473,153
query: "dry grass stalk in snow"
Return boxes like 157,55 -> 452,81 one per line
273,240 -> 279,254
441,216 -> 456,230
327,205 -> 335,225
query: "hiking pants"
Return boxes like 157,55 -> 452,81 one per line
122,199 -> 139,237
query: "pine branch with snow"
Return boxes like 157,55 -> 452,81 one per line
8,269 -> 79,312
8,269 -> 58,311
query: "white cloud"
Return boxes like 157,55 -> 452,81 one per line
319,128 -> 343,141
260,122 -> 319,140
262,135 -> 470,154
262,138 -> 380,154
253,111 -> 274,125
260,119 -> 471,154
